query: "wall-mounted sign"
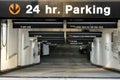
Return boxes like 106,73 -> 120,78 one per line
13,21 -> 63,28
0,1 -> 120,18
67,32 -> 102,37
67,22 -> 117,28
37,37 -> 64,44
29,31 -> 64,37
67,38 -> 94,44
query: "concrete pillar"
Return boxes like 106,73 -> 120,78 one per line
42,44 -> 49,56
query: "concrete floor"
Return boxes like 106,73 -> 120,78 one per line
0,45 -> 120,78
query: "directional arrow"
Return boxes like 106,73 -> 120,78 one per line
9,3 -> 21,15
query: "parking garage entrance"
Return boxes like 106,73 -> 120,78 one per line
0,19 -> 120,78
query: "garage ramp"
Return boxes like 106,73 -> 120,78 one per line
0,45 -> 120,78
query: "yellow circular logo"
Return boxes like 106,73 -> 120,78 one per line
9,3 -> 21,15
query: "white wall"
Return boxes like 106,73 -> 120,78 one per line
30,38 -> 40,64
0,20 -> 40,71
0,20 -> 18,71
91,38 -> 102,65
18,29 -> 31,66
18,29 -> 40,66
109,21 -> 120,70
91,28 -> 120,71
